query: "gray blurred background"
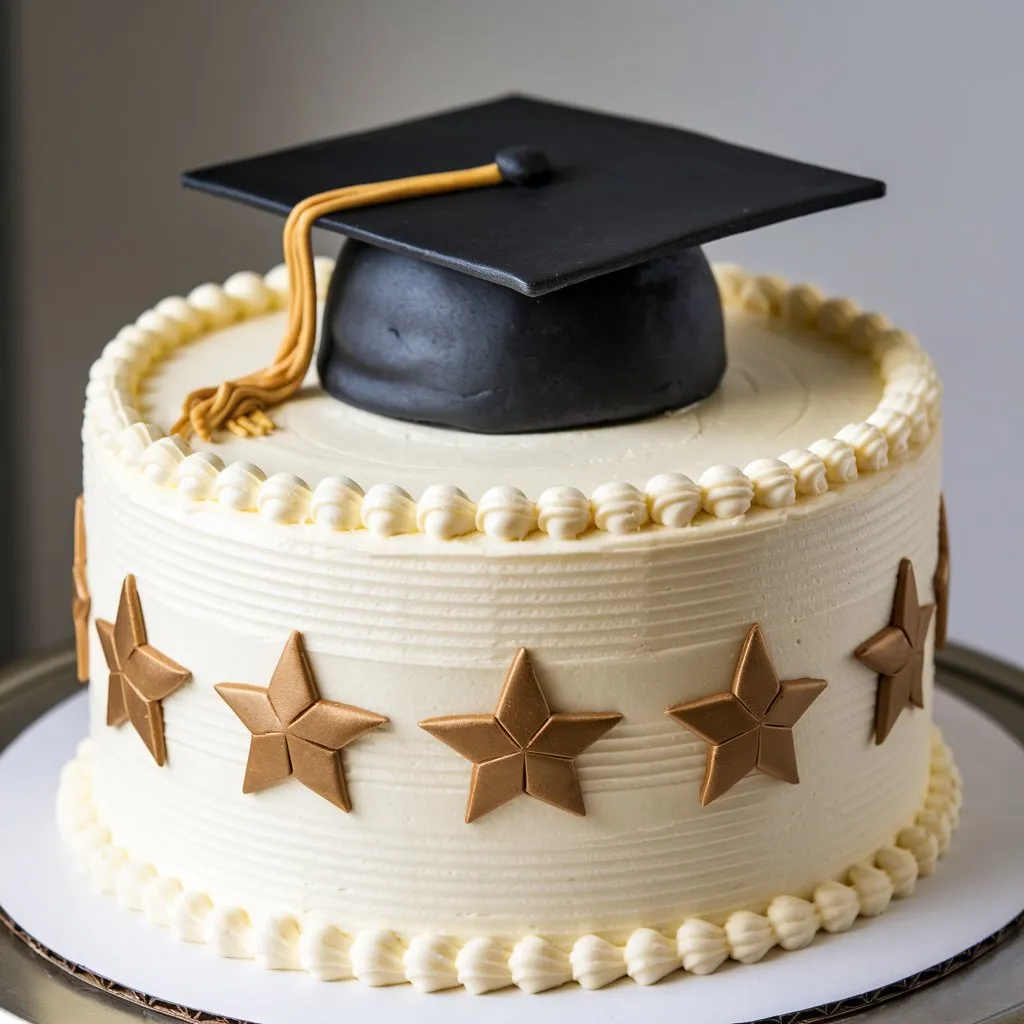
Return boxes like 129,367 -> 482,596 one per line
5,0 -> 1022,663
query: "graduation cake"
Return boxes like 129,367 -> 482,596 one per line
59,96 -> 958,994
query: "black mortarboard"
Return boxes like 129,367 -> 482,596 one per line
182,95 -> 883,436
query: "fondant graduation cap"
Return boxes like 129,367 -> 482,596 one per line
179,95 -> 884,439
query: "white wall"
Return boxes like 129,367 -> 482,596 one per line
16,0 -> 1024,662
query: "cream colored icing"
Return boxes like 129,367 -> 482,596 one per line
82,262 -> 940,541
79,425 -> 944,934
74,260 -> 951,994
58,730 -> 960,992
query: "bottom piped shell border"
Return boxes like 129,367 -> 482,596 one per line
57,731 -> 960,995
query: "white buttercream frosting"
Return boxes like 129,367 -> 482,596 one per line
153,296 -> 206,339
848,863 -> 894,917
767,895 -> 818,950
416,485 -> 476,540
187,282 -> 239,330
140,435 -> 190,486
254,914 -> 302,971
169,890 -> 212,943
206,906 -> 254,959
298,922 -> 352,981
509,936 -> 572,994
82,262 -> 940,540
455,938 -> 512,994
676,918 -> 729,975
174,451 -> 224,501
350,929 -> 407,987
591,481 -> 649,534
725,911 -> 776,964
570,935 -> 626,990
141,875 -> 182,927
745,458 -> 797,508
404,934 -> 462,993
782,283 -> 824,328
475,486 -> 536,540
115,860 -> 156,911
536,486 -> 592,539
257,473 -> 312,525
214,461 -> 265,512
625,928 -> 680,986
57,728 -> 960,992
71,260 -> 954,998
867,408 -> 912,458
361,483 -> 417,537
814,881 -> 859,933
897,824 -> 939,877
223,271 -> 275,317
809,437 -> 858,483
778,449 -> 828,496
699,464 -> 754,518
645,472 -> 701,527
310,476 -> 364,531
875,846 -> 918,898
835,422 -> 889,471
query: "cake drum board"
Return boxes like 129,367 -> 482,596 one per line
2,649 -> 1024,1024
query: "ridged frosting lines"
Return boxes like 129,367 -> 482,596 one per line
83,443 -> 939,662
83,261 -> 941,541
60,729 -> 961,993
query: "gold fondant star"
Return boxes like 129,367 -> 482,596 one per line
419,648 -> 622,823
216,632 -> 388,812
934,497 -> 950,649
666,624 -> 826,806
72,495 -> 90,683
96,576 -> 192,765
855,558 -> 935,745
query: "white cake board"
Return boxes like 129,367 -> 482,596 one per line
1,689 -> 1023,1024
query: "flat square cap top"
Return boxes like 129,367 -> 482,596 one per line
183,95 -> 884,297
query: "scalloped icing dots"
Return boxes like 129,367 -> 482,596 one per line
310,477 -> 364,532
536,486 -> 592,539
699,465 -> 754,519
416,484 -> 476,540
476,486 -> 536,540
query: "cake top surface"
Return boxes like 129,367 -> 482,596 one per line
87,262 -> 940,540
140,301 -> 879,495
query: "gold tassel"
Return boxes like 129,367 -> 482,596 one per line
172,162 -> 505,442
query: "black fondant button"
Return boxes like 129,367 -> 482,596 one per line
495,145 -> 552,187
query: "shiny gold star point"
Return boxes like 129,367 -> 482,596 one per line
419,648 -> 622,823
856,558 -> 935,744
666,624 -> 826,806
216,632 -> 388,812
96,575 -> 191,765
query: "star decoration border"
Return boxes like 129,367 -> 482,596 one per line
419,648 -> 622,823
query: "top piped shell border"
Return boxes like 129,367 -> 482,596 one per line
84,260 -> 941,542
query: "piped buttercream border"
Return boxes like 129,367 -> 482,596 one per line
58,730 -> 960,994
83,261 -> 941,540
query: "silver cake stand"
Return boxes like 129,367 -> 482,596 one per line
1,645 -> 1023,1024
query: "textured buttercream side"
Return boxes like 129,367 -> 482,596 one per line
58,731 -> 961,992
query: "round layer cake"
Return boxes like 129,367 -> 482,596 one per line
59,261 -> 959,993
